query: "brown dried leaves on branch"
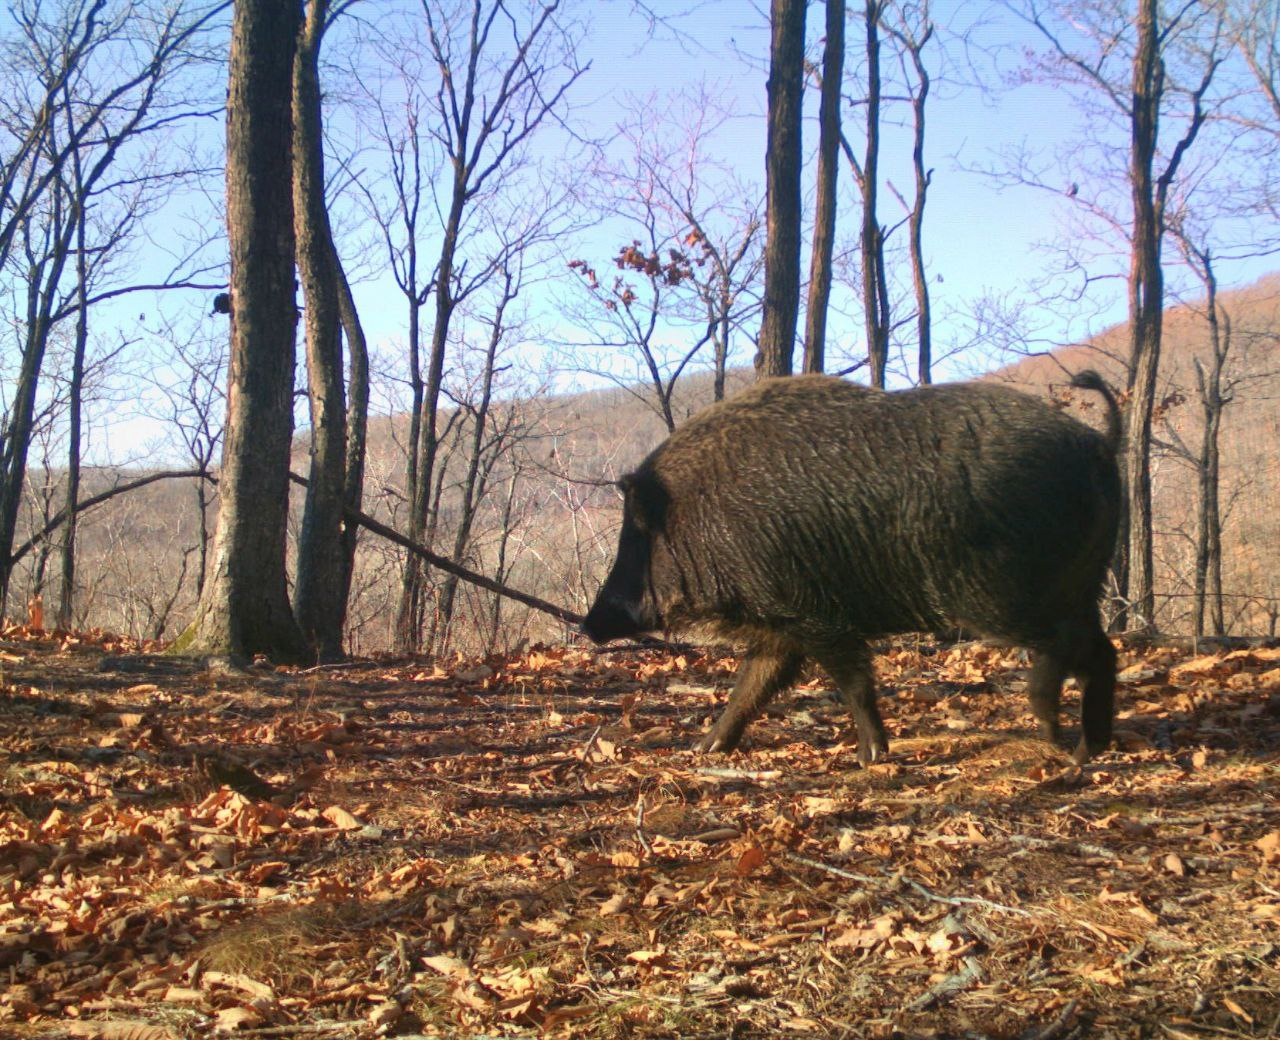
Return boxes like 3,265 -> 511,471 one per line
1,629 -> 1278,1038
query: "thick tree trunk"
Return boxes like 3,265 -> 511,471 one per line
292,0 -> 349,662
755,0 -> 806,379
182,0 -> 305,661
1124,0 -> 1163,634
803,0 -> 844,376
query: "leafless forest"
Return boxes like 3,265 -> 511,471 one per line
1,0 -> 1279,659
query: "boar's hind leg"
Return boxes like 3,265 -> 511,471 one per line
1072,627 -> 1116,765
1027,651 -> 1068,745
699,647 -> 804,753
814,647 -> 889,766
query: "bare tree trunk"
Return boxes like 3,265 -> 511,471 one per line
435,270 -> 514,651
756,0 -> 806,379
861,0 -> 890,388
714,308 -> 729,401
292,0 -> 349,662
182,0 -> 305,661
194,478 -> 210,598
1123,0 -> 1163,634
896,14 -> 934,385
58,154 -> 90,630
336,250 -> 368,615
394,199 -> 457,652
0,211 -> 70,615
395,287 -> 426,650
1123,0 -> 1220,633
486,470 -> 520,653
1190,250 -> 1228,638
803,0 -> 844,375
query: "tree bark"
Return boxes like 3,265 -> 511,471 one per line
0,199 -> 72,614
803,0 -> 844,375
1122,0 -> 1164,634
434,271 -> 514,651
57,178 -> 89,630
336,248 -> 369,612
1191,252 -> 1227,638
291,0 -> 349,661
899,17 -> 934,385
861,0 -> 890,388
756,0 -> 807,379
393,189 -> 458,652
182,0 -> 305,661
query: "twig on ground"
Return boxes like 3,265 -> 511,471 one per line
635,793 -> 654,856
784,853 -> 879,884
693,767 -> 782,782
896,874 -> 1035,917
907,954 -> 983,1011
295,661 -> 370,675
175,893 -> 300,911
234,1024 -> 362,1037
1019,999 -> 1079,1040
686,827 -> 741,843
1007,833 -> 1124,862
579,724 -> 603,762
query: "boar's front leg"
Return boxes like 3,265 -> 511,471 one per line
699,646 -> 804,753
813,645 -> 889,766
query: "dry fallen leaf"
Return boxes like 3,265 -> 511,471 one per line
67,1024 -> 175,1040
1222,996 -> 1254,1025
735,843 -> 767,876
214,1006 -> 264,1032
321,805 -> 363,830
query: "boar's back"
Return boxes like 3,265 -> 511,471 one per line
635,374 -> 1119,646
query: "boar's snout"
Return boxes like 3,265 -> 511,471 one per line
581,593 -> 650,644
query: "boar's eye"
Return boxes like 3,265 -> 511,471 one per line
620,471 -> 669,535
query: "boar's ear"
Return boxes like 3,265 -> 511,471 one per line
617,471 -> 669,534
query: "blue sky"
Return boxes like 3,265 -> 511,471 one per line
105,0 -> 1278,461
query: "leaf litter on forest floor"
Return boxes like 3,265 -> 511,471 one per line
1,627 -> 1278,1037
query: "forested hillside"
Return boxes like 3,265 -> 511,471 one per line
10,274 -> 1277,651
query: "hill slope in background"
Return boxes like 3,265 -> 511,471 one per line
992,274 -> 1280,634
10,275 -> 1279,648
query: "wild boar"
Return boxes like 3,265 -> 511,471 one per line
582,372 -> 1122,765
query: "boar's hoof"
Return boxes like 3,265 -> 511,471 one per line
856,735 -> 889,767
698,723 -> 745,754
1071,735 -> 1109,765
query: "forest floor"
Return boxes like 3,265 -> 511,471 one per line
1,628 -> 1278,1040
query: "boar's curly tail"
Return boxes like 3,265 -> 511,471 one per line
1070,369 -> 1121,451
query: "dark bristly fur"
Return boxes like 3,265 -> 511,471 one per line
583,373 -> 1122,766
